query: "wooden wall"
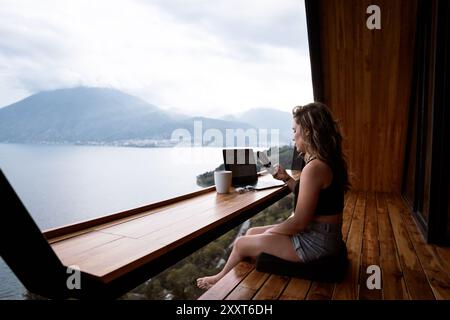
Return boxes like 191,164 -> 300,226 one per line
309,0 -> 418,192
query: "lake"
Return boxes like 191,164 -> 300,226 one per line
0,143 -> 230,299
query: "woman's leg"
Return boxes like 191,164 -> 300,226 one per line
241,225 -> 277,264
197,233 -> 300,289
245,224 -> 276,236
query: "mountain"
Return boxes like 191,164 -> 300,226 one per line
0,87 -> 252,146
0,87 -> 170,142
222,108 -> 293,144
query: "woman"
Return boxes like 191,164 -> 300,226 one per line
197,102 -> 350,290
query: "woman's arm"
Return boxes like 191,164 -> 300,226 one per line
265,163 -> 324,236
285,176 -> 299,193
273,165 -> 299,192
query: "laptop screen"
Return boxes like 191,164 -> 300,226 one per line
222,149 -> 258,186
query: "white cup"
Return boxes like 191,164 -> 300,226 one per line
214,171 -> 232,194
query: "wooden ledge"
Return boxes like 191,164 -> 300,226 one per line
43,173 -> 290,297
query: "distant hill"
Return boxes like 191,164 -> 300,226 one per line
222,108 -> 293,144
0,87 -> 168,142
0,87 -> 253,146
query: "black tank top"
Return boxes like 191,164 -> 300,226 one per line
293,156 -> 344,216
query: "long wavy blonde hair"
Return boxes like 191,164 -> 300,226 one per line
293,102 -> 350,192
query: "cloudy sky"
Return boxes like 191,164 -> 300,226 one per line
0,0 -> 313,117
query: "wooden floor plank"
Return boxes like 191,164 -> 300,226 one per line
359,192 -> 382,299
385,193 -> 435,300
393,195 -> 450,300
225,269 -> 270,300
434,246 -> 450,275
224,286 -> 256,300
279,278 -> 312,300
376,192 -> 409,300
252,275 -> 290,300
306,282 -> 334,300
342,192 -> 358,242
333,191 -> 366,300
326,191 -> 357,300
198,262 -> 254,300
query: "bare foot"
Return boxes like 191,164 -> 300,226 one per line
196,275 -> 221,290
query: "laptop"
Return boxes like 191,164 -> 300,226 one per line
222,148 -> 285,190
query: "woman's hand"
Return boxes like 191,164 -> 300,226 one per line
273,164 -> 291,182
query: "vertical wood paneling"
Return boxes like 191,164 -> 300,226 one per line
315,0 -> 418,192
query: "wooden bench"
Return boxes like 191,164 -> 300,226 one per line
1,169 -> 291,299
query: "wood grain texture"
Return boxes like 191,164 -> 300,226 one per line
252,275 -> 290,300
198,262 -> 254,300
225,269 -> 270,300
315,0 -> 418,192
359,192 -> 382,299
391,194 -> 450,300
333,191 -> 366,299
278,278 -> 311,300
43,186 -> 217,240
376,192 -> 409,299
49,174 -> 289,282
306,282 -> 334,300
385,193 -> 435,299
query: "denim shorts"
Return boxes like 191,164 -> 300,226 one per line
290,221 -> 343,263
